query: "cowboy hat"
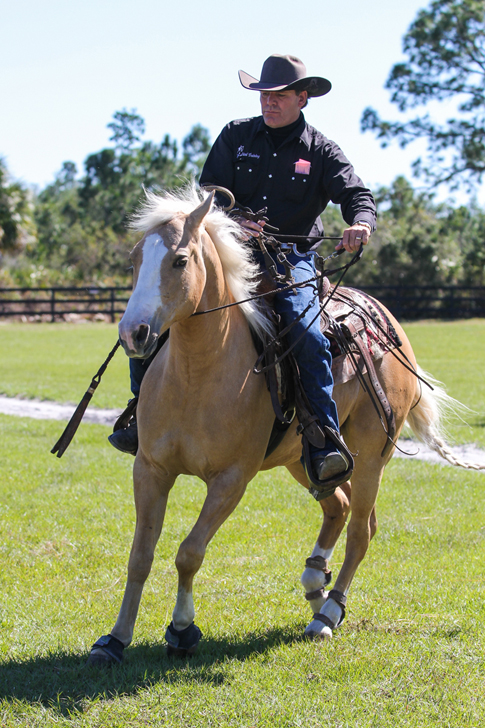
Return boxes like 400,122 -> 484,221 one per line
238,54 -> 331,97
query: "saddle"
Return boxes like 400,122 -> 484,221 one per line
257,284 -> 402,501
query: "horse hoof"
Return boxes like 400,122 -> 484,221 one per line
165,621 -> 202,658
86,634 -> 124,666
166,643 -> 199,658
304,624 -> 333,641
86,648 -> 117,667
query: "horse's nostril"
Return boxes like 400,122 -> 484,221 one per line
135,324 -> 150,345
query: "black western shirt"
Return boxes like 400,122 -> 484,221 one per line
200,113 -> 377,251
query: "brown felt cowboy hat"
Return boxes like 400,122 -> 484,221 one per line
238,54 -> 331,97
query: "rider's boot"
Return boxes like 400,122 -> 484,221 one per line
108,421 -> 138,455
108,397 -> 139,455
312,450 -> 349,481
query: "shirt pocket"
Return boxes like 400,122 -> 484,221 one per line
285,170 -> 310,202
234,159 -> 258,197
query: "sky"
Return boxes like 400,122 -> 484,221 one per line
0,0 -> 476,203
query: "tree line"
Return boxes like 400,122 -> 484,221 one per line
1,0 -> 485,290
1,130 -> 484,290
0,110 -> 211,288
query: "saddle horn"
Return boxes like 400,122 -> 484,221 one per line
199,185 -> 235,212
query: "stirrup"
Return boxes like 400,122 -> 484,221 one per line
302,427 -> 354,500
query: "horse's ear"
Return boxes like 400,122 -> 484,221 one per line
188,191 -> 215,229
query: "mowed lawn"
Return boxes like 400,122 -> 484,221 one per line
0,320 -> 484,727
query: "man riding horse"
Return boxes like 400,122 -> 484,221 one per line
110,53 -> 377,488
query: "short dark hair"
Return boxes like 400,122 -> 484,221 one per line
292,84 -> 310,108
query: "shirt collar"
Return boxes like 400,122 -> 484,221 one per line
255,113 -> 310,149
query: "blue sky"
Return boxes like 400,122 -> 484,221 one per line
1,0 -> 474,202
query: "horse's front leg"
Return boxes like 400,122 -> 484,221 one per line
87,456 -> 175,665
166,466 -> 248,656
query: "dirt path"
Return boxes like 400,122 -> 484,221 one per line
0,395 -> 121,425
1,395 -> 484,468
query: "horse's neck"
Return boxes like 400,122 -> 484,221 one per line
168,237 -> 253,372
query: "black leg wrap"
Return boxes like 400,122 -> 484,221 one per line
327,589 -> 347,626
88,634 -> 125,664
311,612 -> 335,630
165,621 -> 202,657
305,587 -> 328,601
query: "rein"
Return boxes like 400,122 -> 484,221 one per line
192,241 -> 362,317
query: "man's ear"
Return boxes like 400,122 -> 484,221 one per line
298,90 -> 308,109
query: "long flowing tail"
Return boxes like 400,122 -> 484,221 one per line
406,365 -> 485,471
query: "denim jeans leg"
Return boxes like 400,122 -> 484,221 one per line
272,255 -> 339,454
129,350 -> 159,399
129,358 -> 145,398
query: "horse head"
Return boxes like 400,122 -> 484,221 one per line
118,192 -> 215,358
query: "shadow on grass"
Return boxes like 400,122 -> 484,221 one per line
0,624 -> 304,716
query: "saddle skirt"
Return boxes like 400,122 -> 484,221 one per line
259,283 -> 402,472
326,286 -> 402,385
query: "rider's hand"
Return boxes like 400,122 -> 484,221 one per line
234,217 -> 266,241
336,223 -> 371,253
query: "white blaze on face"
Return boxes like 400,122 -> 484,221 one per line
120,233 -> 168,350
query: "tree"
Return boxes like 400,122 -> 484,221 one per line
107,108 -> 146,151
30,111 -> 212,285
0,158 -> 36,253
361,0 -> 485,190
321,176 -> 484,288
182,123 -> 211,174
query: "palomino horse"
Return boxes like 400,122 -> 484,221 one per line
88,187 -> 477,664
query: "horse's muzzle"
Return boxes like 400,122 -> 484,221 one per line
119,322 -> 159,359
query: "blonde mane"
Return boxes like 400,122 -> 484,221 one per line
130,185 -> 273,337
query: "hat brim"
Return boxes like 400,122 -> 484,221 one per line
238,69 -> 331,97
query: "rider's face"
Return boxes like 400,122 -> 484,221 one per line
260,90 -> 307,128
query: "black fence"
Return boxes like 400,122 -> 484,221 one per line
358,284 -> 485,320
0,284 -> 484,322
0,286 -> 131,322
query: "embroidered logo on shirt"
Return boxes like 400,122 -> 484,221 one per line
236,145 -> 260,160
294,159 -> 311,175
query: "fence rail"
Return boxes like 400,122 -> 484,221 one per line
359,284 -> 485,320
0,286 -> 131,322
0,284 -> 485,322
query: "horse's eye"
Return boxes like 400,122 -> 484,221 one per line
173,256 -> 188,269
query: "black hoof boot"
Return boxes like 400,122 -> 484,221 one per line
165,621 -> 202,658
86,634 -> 125,666
108,422 -> 138,455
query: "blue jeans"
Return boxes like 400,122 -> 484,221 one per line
129,354 -> 156,398
256,250 -> 339,455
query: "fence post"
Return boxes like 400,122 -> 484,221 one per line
110,289 -> 115,323
50,289 -> 56,322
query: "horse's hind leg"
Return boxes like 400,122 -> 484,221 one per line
286,462 -> 351,614
303,452 -> 386,640
87,456 -> 175,665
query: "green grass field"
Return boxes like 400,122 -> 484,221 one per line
0,321 -> 485,726
1,318 -> 484,443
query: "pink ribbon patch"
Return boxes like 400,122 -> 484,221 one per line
294,159 -> 311,175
